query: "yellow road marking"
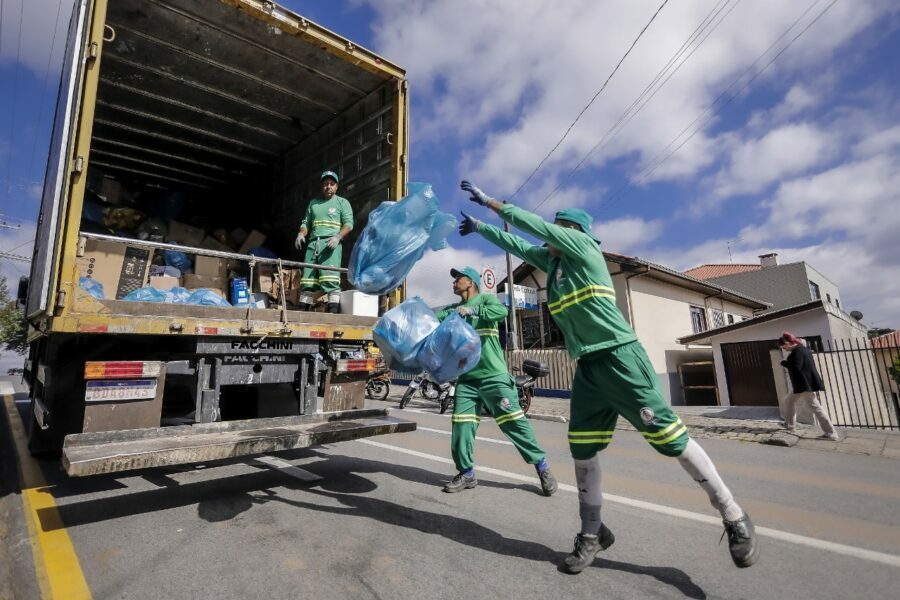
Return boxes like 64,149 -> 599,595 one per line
3,394 -> 92,599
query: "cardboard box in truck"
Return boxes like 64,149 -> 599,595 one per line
166,221 -> 205,247
238,230 -> 267,254
182,274 -> 227,297
194,256 -> 228,278
77,239 -> 154,300
149,275 -> 181,290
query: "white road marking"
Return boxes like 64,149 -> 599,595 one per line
416,425 -> 514,446
0,381 -> 15,396
254,455 -> 323,482
358,438 -> 900,569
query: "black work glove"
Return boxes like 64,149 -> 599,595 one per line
458,211 -> 481,236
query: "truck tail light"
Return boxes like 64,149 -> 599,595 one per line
84,361 -> 162,380
335,359 -> 376,373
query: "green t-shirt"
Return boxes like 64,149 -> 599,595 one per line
300,195 -> 354,239
435,293 -> 509,383
477,204 -> 637,359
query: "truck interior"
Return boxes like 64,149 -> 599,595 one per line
80,0 -> 403,300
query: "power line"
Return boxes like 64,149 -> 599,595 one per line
507,0 -> 671,201
599,0 -> 836,212
531,0 -> 741,214
26,0 -> 66,188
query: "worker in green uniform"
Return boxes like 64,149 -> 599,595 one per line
294,171 -> 353,313
458,180 -> 758,574
434,266 -> 558,496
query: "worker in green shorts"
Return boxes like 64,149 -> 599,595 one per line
458,180 -> 758,574
295,171 -> 353,313
434,266 -> 557,496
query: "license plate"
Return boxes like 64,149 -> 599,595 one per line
85,379 -> 158,402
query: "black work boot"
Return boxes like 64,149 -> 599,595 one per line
327,302 -> 340,314
538,468 -> 558,497
722,513 -> 759,568
560,524 -> 615,575
442,472 -> 477,493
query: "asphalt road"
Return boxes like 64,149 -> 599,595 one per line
3,389 -> 900,600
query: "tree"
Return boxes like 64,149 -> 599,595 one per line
0,275 -> 28,356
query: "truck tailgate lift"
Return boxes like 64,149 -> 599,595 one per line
63,409 -> 414,476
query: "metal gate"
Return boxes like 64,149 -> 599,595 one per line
721,340 -> 780,406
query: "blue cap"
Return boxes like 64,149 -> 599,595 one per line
320,170 -> 339,183
451,266 -> 481,290
555,208 -> 600,242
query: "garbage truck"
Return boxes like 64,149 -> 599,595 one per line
21,0 -> 415,476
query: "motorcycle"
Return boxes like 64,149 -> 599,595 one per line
428,359 -> 551,417
399,372 -> 453,409
365,368 -> 391,401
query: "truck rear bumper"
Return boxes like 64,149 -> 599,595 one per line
62,408 -> 415,477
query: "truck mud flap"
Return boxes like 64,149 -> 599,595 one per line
62,409 -> 415,477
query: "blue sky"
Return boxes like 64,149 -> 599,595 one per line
1,0 -> 899,330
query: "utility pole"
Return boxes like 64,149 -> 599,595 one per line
504,222 -> 519,351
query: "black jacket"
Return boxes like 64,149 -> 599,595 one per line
781,345 -> 825,393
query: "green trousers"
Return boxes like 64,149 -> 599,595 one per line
451,374 -> 546,472
300,238 -> 342,293
568,341 -> 690,459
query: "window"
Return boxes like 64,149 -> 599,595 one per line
711,309 -> 725,328
727,314 -> 735,325
690,306 -> 707,334
826,293 -> 832,304
835,298 -> 840,309
809,280 -> 821,300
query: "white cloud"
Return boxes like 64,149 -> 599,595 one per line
0,0 -> 75,77
405,244 -> 506,307
712,122 -> 836,199
594,216 -> 663,255
361,0 -> 895,195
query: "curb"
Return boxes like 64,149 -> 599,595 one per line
764,433 -> 800,447
526,413 -> 568,423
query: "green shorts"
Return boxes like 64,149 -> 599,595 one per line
568,341 -> 689,459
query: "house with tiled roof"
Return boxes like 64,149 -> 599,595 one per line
685,253 -> 843,314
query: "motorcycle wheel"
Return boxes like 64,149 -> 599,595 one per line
368,380 -> 390,402
399,385 -> 416,409
520,388 -> 533,415
439,391 -> 454,415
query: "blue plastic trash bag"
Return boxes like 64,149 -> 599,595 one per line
165,287 -> 192,304
186,289 -> 231,307
163,249 -> 193,273
348,183 -> 457,295
372,297 -> 440,371
417,312 -> 482,383
78,277 -> 105,300
248,247 -> 277,259
122,287 -> 167,303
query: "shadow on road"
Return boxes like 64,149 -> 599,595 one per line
32,449 -> 706,596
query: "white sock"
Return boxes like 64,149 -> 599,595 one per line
574,455 -> 603,536
677,439 -> 743,522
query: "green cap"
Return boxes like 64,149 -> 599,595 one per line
451,266 -> 481,290
320,170 -> 339,183
555,208 -> 600,242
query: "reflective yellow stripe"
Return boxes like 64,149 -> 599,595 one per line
568,430 -> 615,437
645,426 -> 688,446
452,415 -> 481,422
318,276 -> 341,281
641,419 -> 683,439
548,284 -> 616,310
495,411 -> 524,425
312,220 -> 342,226
550,290 -> 616,315
476,329 -> 499,337
568,438 -> 613,444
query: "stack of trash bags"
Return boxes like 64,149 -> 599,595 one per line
78,277 -> 232,307
373,297 -> 481,383
348,183 -> 456,296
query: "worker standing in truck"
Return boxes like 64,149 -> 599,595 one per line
434,266 -> 558,497
457,180 -> 758,575
295,171 -> 353,313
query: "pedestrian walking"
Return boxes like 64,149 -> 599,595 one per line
778,332 -> 840,441
457,180 -> 759,574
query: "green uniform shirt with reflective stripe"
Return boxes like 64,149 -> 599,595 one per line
300,195 -> 354,239
435,293 -> 509,383
477,204 -> 637,359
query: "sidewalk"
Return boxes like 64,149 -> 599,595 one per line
387,386 -> 900,460
526,395 -> 900,460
